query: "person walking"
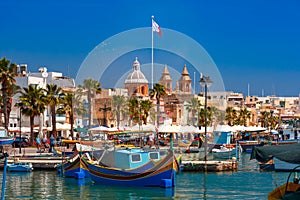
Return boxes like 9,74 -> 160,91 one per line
35,137 -> 41,152
42,135 -> 48,151
49,134 -> 55,153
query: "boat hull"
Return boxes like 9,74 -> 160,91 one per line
212,146 -> 240,159
57,153 -> 90,178
0,137 -> 14,145
268,182 -> 300,200
7,163 -> 33,172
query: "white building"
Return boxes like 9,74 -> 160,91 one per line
9,66 -> 75,136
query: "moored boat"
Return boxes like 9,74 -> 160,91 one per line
55,152 -> 91,179
251,143 -> 300,172
268,166 -> 300,199
0,129 -> 14,146
212,145 -> 240,159
86,148 -> 179,187
7,162 -> 33,172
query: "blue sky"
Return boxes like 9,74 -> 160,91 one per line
1,0 -> 300,96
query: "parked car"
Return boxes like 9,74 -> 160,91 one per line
12,137 -> 30,148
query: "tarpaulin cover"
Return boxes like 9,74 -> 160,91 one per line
251,143 -> 300,164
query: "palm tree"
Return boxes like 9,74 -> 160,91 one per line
0,84 -> 21,125
238,108 -> 251,126
269,114 -> 278,130
18,85 -> 46,145
72,88 -> 87,123
225,107 -> 235,126
45,84 -> 62,137
185,97 -> 200,126
149,83 -> 166,127
198,107 -> 213,127
77,78 -> 101,129
140,99 -> 153,125
112,95 -> 126,128
260,111 -> 270,128
260,111 -> 278,129
58,93 -> 75,137
128,97 -> 139,126
0,57 -> 17,130
211,106 -> 225,125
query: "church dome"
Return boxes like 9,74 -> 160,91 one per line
125,58 -> 148,84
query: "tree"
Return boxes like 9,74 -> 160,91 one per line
45,84 -> 62,137
128,97 -> 139,126
260,111 -> 270,128
58,93 -> 75,137
198,107 -> 213,127
0,84 -> 21,125
185,97 -> 200,126
260,111 -> 278,129
0,57 -> 17,130
211,106 -> 225,125
238,108 -> 251,126
73,90 -> 87,123
77,78 -> 101,129
18,85 -> 46,145
111,95 -> 126,128
140,99 -> 153,125
149,83 -> 166,127
269,114 -> 278,129
225,107 -> 235,126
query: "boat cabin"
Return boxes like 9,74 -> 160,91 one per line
214,131 -> 232,144
100,148 -> 161,169
0,129 -> 8,137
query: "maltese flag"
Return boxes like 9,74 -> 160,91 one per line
152,20 -> 162,36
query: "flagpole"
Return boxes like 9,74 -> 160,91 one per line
151,15 -> 154,89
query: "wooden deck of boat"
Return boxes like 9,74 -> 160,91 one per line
181,160 -> 238,172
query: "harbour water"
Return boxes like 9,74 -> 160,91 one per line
0,154 -> 290,199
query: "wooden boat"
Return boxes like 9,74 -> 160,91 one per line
55,143 -> 106,179
268,166 -> 300,199
212,145 -> 240,159
251,143 -> 300,172
86,148 -> 179,187
7,162 -> 33,172
55,152 -> 91,179
0,129 -> 14,146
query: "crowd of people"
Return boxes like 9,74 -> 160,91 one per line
34,133 -> 81,153
35,134 -> 55,153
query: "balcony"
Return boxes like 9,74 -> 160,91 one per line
56,114 -> 66,123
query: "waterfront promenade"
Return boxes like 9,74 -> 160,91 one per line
0,146 -> 66,170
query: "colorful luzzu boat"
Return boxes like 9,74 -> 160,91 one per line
86,148 -> 179,187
